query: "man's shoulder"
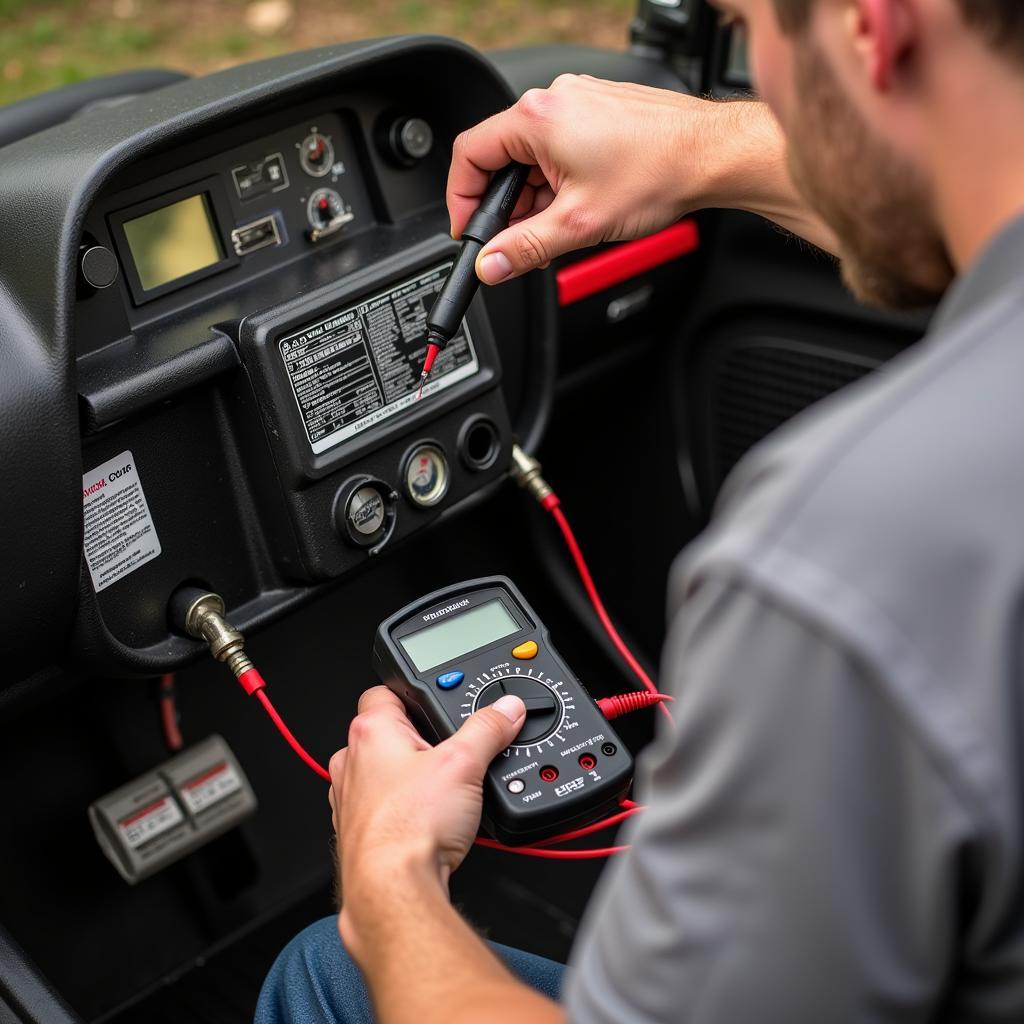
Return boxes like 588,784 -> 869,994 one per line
679,287 -> 1024,606
671,290 -> 1024,810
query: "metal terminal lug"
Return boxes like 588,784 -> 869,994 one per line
181,592 -> 253,678
510,444 -> 554,505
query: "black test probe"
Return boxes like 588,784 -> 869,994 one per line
417,162 -> 530,396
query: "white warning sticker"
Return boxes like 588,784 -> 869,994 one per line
82,451 -> 161,593
117,796 -> 184,850
178,761 -> 242,815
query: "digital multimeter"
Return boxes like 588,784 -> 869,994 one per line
372,576 -> 634,845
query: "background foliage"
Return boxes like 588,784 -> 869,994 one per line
0,0 -> 635,106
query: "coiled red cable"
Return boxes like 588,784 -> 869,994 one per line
597,691 -> 673,719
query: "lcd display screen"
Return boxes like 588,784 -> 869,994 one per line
122,194 -> 224,292
399,600 -> 520,673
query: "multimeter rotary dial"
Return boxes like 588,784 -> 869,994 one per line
465,670 -> 575,750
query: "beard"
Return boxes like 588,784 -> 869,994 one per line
785,43 -> 956,311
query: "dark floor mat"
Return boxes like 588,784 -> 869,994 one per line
101,828 -> 623,1024
102,888 -> 336,1024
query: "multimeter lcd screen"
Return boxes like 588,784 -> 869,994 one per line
400,600 -> 520,673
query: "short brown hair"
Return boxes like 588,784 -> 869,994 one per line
773,0 -> 1024,65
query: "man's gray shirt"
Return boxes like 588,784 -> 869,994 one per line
565,215 -> 1024,1023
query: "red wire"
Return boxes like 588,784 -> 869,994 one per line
237,655 -> 647,856
159,673 -> 184,751
597,691 -> 674,719
239,665 -> 637,856
545,499 -> 673,722
246,669 -> 627,855
252,686 -> 332,782
532,805 -> 641,847
474,838 -> 629,859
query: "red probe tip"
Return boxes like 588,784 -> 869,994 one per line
415,342 -> 441,401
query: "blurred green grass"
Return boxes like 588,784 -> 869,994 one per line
0,0 -> 635,106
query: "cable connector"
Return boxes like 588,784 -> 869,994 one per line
174,589 -> 254,680
510,443 -> 557,508
597,691 -> 674,720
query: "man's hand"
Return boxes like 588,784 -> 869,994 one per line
331,685 -> 525,957
328,687 -> 563,1024
448,76 -> 838,285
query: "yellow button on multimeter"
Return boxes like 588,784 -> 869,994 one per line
511,640 -> 538,660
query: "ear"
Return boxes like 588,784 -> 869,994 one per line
847,0 -> 915,91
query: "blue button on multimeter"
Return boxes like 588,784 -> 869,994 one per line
435,670 -> 464,690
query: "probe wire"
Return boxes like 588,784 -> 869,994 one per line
239,668 -> 332,782
473,840 -> 630,859
234,664 -> 642,856
223,485 -> 673,855
543,496 -> 673,723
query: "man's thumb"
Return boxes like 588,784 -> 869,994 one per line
476,208 -> 574,284
446,695 -> 526,774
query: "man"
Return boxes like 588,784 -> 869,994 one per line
258,0 -> 1024,1020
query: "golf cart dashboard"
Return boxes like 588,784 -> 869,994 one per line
0,37 -> 554,681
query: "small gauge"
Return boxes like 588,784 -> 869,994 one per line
403,443 -> 449,507
299,132 -> 334,177
305,187 -> 354,242
307,187 -> 343,227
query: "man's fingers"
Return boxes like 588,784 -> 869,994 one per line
350,686 -> 428,754
442,695 -> 526,777
357,685 -> 406,715
475,191 -> 594,284
446,104 -> 551,237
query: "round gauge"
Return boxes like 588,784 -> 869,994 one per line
299,132 -> 334,177
306,188 -> 344,229
403,444 -> 449,507
335,476 -> 397,549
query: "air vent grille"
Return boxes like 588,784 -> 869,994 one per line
714,344 -> 877,480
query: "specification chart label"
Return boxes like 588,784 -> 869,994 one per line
279,263 -> 479,454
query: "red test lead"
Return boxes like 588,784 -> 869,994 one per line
598,691 -> 674,720
510,445 -> 674,723
416,163 -> 529,396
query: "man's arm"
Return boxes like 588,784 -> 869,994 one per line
565,575 -> 969,1023
343,851 -> 563,1024
331,687 -> 565,1024
445,77 -> 840,286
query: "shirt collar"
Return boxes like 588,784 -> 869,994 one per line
930,212 -> 1024,336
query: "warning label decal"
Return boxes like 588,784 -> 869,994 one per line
117,796 -> 184,850
179,761 -> 243,815
279,262 -> 480,455
82,451 -> 162,593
